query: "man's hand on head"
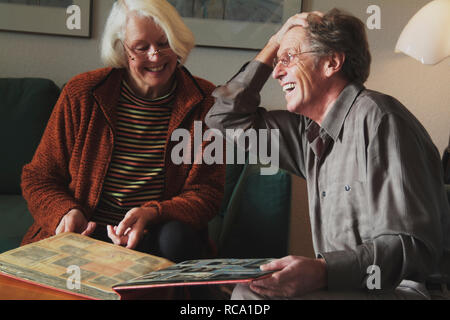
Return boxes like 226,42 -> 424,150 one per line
271,11 -> 324,46
256,11 -> 324,66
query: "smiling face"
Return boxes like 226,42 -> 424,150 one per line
272,27 -> 327,116
123,14 -> 178,99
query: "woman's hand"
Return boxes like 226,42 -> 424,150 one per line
55,208 -> 96,236
107,206 -> 158,249
249,255 -> 327,298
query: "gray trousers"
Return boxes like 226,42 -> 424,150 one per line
232,280 -> 450,300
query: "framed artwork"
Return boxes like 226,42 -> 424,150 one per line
0,0 -> 92,38
168,0 -> 303,49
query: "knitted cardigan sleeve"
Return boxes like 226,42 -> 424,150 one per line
21,86 -> 85,237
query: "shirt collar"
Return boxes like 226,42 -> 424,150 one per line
320,82 -> 365,141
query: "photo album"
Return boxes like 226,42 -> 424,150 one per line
0,233 -> 274,300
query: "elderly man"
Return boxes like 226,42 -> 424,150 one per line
205,9 -> 450,300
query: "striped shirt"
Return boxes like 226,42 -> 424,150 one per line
92,80 -> 176,226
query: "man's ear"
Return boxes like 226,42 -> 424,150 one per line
323,52 -> 345,78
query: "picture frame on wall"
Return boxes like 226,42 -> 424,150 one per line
0,0 -> 92,38
168,0 -> 303,50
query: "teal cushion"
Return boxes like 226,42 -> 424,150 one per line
218,164 -> 291,259
0,78 -> 59,194
0,195 -> 34,253
208,163 -> 245,245
219,163 -> 246,216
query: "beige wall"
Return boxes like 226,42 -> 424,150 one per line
0,0 -> 448,153
0,0 -> 448,255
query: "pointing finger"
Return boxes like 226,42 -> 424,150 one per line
107,225 -> 126,246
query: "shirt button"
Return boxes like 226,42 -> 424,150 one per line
322,191 -> 326,197
345,185 -> 351,191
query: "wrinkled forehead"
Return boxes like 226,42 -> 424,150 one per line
278,26 -> 310,56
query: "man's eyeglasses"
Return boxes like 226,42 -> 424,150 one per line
122,41 -> 172,61
273,51 -> 318,68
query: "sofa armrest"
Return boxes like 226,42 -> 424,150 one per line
0,78 -> 60,194
0,195 -> 34,253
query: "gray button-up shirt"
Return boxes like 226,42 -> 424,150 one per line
206,60 -> 450,291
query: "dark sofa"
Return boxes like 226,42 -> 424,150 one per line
0,78 -> 60,253
0,77 -> 292,258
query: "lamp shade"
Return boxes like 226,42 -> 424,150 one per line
395,0 -> 450,65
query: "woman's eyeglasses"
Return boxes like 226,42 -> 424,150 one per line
122,41 -> 172,61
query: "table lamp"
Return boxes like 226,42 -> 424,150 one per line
395,0 -> 450,65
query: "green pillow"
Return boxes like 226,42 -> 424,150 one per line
0,78 -> 60,194
209,163 -> 245,246
219,163 -> 291,259
0,195 -> 34,253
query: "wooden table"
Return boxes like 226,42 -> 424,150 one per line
0,273 -> 89,300
0,273 -> 176,300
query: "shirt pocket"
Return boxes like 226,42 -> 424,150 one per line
323,180 -> 371,250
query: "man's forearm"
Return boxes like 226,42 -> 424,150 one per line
255,41 -> 278,67
206,60 -> 273,133
319,234 -> 434,291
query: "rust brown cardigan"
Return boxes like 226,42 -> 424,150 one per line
21,67 -> 225,245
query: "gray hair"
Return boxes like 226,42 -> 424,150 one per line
305,9 -> 372,83
100,0 -> 195,68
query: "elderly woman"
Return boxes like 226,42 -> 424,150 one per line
20,0 -> 224,263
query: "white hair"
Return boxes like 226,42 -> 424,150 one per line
100,0 -> 195,68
